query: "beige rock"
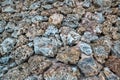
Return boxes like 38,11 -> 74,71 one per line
49,13 -> 63,25
12,45 -> 33,64
56,46 -> 81,64
28,55 -> 52,74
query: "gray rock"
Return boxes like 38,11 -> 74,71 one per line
62,14 -> 80,28
5,22 -> 16,33
1,38 -> 16,53
29,2 -> 41,10
64,0 -> 76,7
60,27 -> 81,46
34,37 -> 62,57
0,56 -> 12,64
1,0 -> 14,6
0,20 -> 6,33
93,0 -> 103,7
78,57 -> 102,77
44,25 -> 59,37
111,41 -> 120,58
2,6 -> 15,13
27,42 -> 34,47
96,12 -> 105,24
104,67 -> 120,80
82,0 -> 91,8
31,15 -> 48,23
42,5 -> 53,10
25,74 -> 43,80
44,0 -> 56,4
78,42 -> 92,55
93,46 -> 109,63
81,31 -> 98,43
62,21 -> 79,28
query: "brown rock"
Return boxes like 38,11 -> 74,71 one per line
56,46 -> 81,64
28,55 -> 52,74
49,13 -> 63,25
15,35 -> 28,47
103,67 -> 120,80
44,63 -> 80,80
105,56 -> 120,77
12,45 -> 33,64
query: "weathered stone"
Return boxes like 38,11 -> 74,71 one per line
33,37 -> 62,57
2,63 -> 30,80
62,14 -> 80,28
60,27 -> 81,46
28,55 -> 52,74
29,1 -> 41,10
15,35 -> 28,47
73,6 -> 85,18
103,67 -> 120,80
12,45 -> 33,64
58,6 -> 73,14
2,6 -> 15,13
82,0 -> 92,8
56,46 -> 81,64
64,0 -> 76,7
25,74 -> 43,80
5,22 -> 16,33
1,37 -> 16,53
49,13 -> 63,25
31,15 -> 48,23
94,12 -> 105,24
0,20 -> 6,33
93,46 -> 109,63
44,63 -> 80,80
44,25 -> 59,37
81,31 -> 98,43
78,57 -> 102,77
42,5 -> 53,10
105,56 -> 120,77
0,56 -> 12,64
78,41 -> 92,56
112,40 -> 120,58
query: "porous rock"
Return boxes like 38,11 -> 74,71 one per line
12,45 -> 33,64
44,63 -> 80,80
28,55 -> 52,74
56,46 -> 81,64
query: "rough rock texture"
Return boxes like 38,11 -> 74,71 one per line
105,56 -> 120,77
2,63 -> 30,80
33,37 -> 62,57
78,41 -> 92,56
28,55 -> 52,74
44,63 -> 80,80
0,0 -> 120,79
60,27 -> 81,46
57,46 -> 81,64
1,37 -> 16,54
49,13 -> 63,25
93,46 -> 109,63
12,45 -> 33,65
103,67 -> 120,80
78,57 -> 102,77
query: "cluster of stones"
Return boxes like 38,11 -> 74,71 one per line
0,0 -> 120,80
